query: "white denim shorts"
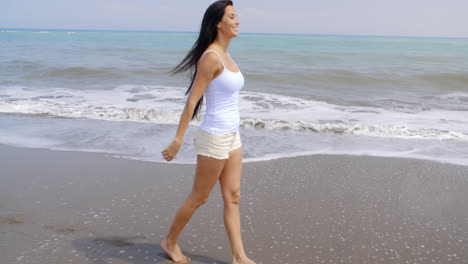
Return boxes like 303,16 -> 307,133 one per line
194,128 -> 242,160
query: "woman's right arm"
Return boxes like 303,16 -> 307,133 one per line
161,52 -> 221,162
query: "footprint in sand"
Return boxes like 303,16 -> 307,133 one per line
0,216 -> 25,225
42,224 -> 85,234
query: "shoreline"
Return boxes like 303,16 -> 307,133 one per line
1,140 -> 467,168
1,144 -> 468,263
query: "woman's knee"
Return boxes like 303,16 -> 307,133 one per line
222,189 -> 241,205
188,192 -> 210,207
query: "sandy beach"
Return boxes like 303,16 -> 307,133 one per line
1,144 -> 468,264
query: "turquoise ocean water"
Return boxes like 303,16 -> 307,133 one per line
1,29 -> 467,165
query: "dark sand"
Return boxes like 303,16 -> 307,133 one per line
1,144 -> 468,264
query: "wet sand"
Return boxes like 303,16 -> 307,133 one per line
1,144 -> 468,264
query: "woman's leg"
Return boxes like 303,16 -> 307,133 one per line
219,147 -> 255,264
162,155 -> 227,263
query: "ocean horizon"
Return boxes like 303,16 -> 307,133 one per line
3,27 -> 468,40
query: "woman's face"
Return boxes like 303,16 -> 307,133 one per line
217,5 -> 240,38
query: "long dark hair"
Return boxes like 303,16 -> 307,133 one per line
171,0 -> 233,120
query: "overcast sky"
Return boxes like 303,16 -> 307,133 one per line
2,0 -> 468,38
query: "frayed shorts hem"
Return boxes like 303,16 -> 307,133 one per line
194,128 -> 242,160
196,146 -> 242,160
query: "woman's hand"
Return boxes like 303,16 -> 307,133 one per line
161,140 -> 182,162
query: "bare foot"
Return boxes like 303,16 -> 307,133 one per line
161,238 -> 191,263
233,255 -> 256,264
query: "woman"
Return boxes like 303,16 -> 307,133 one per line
160,1 -> 256,264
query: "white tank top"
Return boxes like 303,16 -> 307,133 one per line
199,50 -> 244,135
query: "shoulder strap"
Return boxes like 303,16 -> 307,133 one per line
202,50 -> 225,69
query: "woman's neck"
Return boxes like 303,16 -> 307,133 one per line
213,34 -> 231,53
